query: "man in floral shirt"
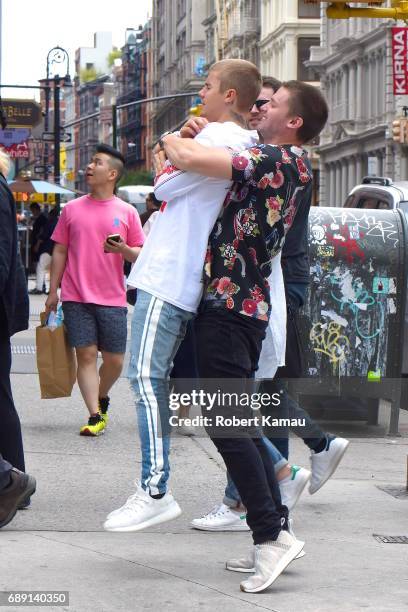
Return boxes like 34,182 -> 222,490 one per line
203,143 -> 312,319
161,80 -> 328,594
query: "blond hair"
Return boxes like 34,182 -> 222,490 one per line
0,148 -> 10,177
210,59 -> 262,113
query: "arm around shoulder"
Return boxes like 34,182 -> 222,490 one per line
162,134 -> 233,180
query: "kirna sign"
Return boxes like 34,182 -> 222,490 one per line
392,27 -> 408,95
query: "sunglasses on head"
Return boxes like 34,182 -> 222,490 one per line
254,99 -> 270,109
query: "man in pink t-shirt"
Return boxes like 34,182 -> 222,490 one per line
45,144 -> 144,436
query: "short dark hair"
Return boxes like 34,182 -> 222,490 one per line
281,80 -> 328,144
147,192 -> 161,207
30,202 -> 40,211
96,143 -> 125,182
262,76 -> 282,93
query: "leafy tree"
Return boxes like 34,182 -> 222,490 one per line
108,49 -> 122,68
118,169 -> 153,187
80,67 -> 103,83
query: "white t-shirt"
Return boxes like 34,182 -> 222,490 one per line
142,210 -> 159,237
127,122 -> 257,312
256,253 -> 287,379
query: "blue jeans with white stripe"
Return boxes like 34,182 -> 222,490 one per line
128,290 -> 194,496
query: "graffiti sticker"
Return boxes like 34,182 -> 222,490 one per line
373,276 -> 389,294
349,225 -> 360,240
311,224 -> 326,245
317,245 -> 335,257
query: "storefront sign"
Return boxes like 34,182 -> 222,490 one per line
0,142 -> 29,158
392,27 -> 408,94
1,99 -> 42,128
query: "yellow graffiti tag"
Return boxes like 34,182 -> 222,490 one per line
310,322 -> 350,364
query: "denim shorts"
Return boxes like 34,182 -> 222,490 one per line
62,302 -> 127,353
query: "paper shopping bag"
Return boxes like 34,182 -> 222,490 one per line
36,312 -> 76,399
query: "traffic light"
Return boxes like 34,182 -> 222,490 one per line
189,103 -> 202,117
316,1 -> 408,21
392,118 -> 408,143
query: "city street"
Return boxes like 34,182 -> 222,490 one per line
4,2 -> 408,611
2,292 -> 408,612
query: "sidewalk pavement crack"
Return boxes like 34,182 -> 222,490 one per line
189,437 -> 225,471
29,532 -> 279,612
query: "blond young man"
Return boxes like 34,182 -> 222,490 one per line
104,59 -> 261,532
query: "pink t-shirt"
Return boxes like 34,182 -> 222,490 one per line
52,195 -> 144,306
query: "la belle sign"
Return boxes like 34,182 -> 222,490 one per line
2,99 -> 42,128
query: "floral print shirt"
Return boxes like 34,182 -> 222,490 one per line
202,144 -> 313,321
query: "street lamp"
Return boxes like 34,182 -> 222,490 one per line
44,46 -> 71,198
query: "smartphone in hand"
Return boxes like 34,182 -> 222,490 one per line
107,233 -> 121,243
104,234 -> 122,253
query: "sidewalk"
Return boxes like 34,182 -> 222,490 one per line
2,294 -> 408,611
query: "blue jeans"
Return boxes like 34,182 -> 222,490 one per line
128,290 -> 193,495
223,435 -> 287,507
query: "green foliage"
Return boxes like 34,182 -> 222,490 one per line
118,169 -> 153,187
80,67 -> 103,83
108,49 -> 122,68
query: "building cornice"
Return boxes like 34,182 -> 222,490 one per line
318,122 -> 388,154
260,20 -> 320,49
202,13 -> 216,27
309,22 -> 388,72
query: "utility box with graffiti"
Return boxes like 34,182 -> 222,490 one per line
297,207 -> 408,434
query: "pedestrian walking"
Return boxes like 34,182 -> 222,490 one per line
29,202 -> 48,285
45,144 -> 145,436
0,149 -> 36,520
0,454 -> 36,528
30,207 -> 59,295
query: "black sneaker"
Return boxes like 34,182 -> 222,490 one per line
0,469 -> 36,528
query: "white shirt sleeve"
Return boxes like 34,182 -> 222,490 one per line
256,253 -> 287,380
154,125 -> 233,201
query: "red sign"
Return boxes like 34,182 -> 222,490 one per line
0,142 -> 29,159
392,27 -> 408,94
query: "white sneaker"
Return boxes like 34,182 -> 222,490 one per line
309,436 -> 349,494
226,521 -> 305,573
226,549 -> 255,573
288,518 -> 305,559
190,503 -> 249,532
103,484 -> 182,532
240,531 -> 304,593
279,466 -> 311,511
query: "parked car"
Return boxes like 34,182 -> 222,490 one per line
117,185 -> 153,215
344,176 -> 408,209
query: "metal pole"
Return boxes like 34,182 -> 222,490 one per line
61,92 -> 199,130
54,75 -> 61,210
112,103 -> 117,148
44,72 -> 50,181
